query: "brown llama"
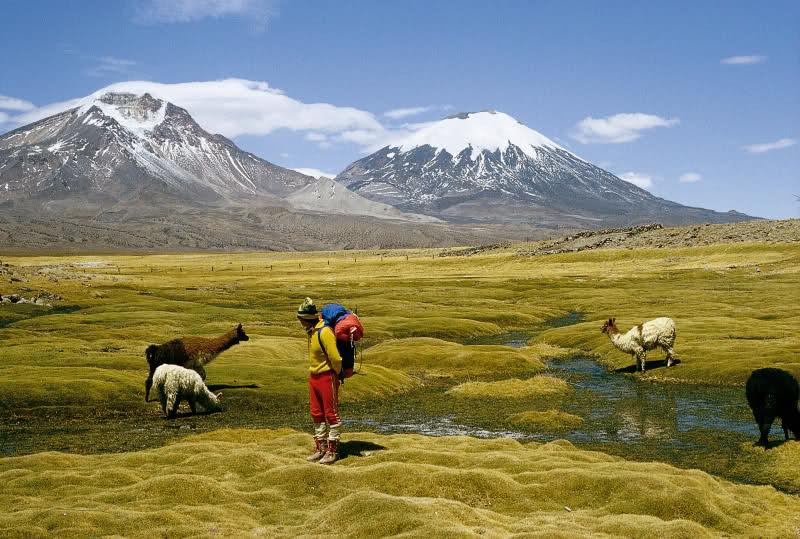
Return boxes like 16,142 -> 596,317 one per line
144,323 -> 249,401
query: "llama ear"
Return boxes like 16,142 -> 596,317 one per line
611,317 -> 616,324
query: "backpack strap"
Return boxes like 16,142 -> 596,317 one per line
316,327 -> 328,359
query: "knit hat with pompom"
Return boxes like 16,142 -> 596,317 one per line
296,297 -> 319,320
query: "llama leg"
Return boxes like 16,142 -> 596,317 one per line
159,393 -> 167,415
634,349 -> 646,372
756,415 -> 773,446
167,395 -> 179,419
665,348 -> 675,367
189,398 -> 197,414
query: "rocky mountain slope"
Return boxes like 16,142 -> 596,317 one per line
336,111 -> 754,226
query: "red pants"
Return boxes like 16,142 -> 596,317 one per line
309,371 -> 340,425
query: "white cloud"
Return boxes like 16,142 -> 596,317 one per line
0,95 -> 35,111
10,79 -> 385,141
721,55 -> 767,65
742,138 -> 797,154
85,56 -> 138,78
0,111 -> 9,124
291,167 -> 337,179
572,113 -> 679,144
384,106 -> 434,120
304,132 -> 328,142
135,0 -> 276,30
679,172 -> 702,183
620,172 -> 653,190
337,128 -> 395,148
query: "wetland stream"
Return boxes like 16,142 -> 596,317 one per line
0,315 -> 772,490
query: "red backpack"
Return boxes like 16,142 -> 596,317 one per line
318,304 -> 364,381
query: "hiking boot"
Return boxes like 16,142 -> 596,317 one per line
319,440 -> 339,465
306,438 -> 326,462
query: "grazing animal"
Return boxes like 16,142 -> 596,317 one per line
152,364 -> 222,419
144,323 -> 249,401
745,368 -> 800,447
600,317 -> 676,373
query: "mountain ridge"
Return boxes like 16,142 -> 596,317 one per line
0,92 -> 433,225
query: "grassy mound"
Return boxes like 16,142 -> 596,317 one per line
528,244 -> 800,386
1,429 -> 799,538
509,410 -> 584,431
446,376 -> 571,399
366,338 -> 545,377
366,315 -> 503,341
729,440 -> 800,494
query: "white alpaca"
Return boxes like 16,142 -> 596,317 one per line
152,364 -> 222,418
600,317 -> 676,373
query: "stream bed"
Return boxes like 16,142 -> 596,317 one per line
345,329 -> 762,484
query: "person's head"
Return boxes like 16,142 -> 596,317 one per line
296,297 -> 319,330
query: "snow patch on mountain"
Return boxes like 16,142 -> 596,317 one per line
79,93 -> 166,138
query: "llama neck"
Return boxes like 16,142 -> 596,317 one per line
609,328 -> 638,353
202,329 -> 239,362
607,328 -> 626,348
606,326 -> 620,341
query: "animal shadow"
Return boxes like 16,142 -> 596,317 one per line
614,358 -> 682,374
207,383 -> 259,391
759,439 -> 791,450
338,440 -> 387,461
164,409 -> 222,420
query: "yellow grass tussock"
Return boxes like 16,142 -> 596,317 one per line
366,338 -> 545,377
447,376 -> 571,399
1,429 -> 799,538
509,410 -> 585,431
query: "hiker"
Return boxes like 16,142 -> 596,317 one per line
297,297 -> 343,465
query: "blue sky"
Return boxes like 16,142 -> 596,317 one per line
1,0 -> 798,218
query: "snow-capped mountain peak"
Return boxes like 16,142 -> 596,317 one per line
396,110 -> 564,160
336,110 -> 752,226
79,92 -> 167,138
0,91 -> 314,203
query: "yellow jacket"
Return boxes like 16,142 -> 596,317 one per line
308,320 -> 342,374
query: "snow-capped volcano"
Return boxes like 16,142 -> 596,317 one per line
0,92 -> 313,206
336,111 -> 751,226
397,110 -> 563,159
